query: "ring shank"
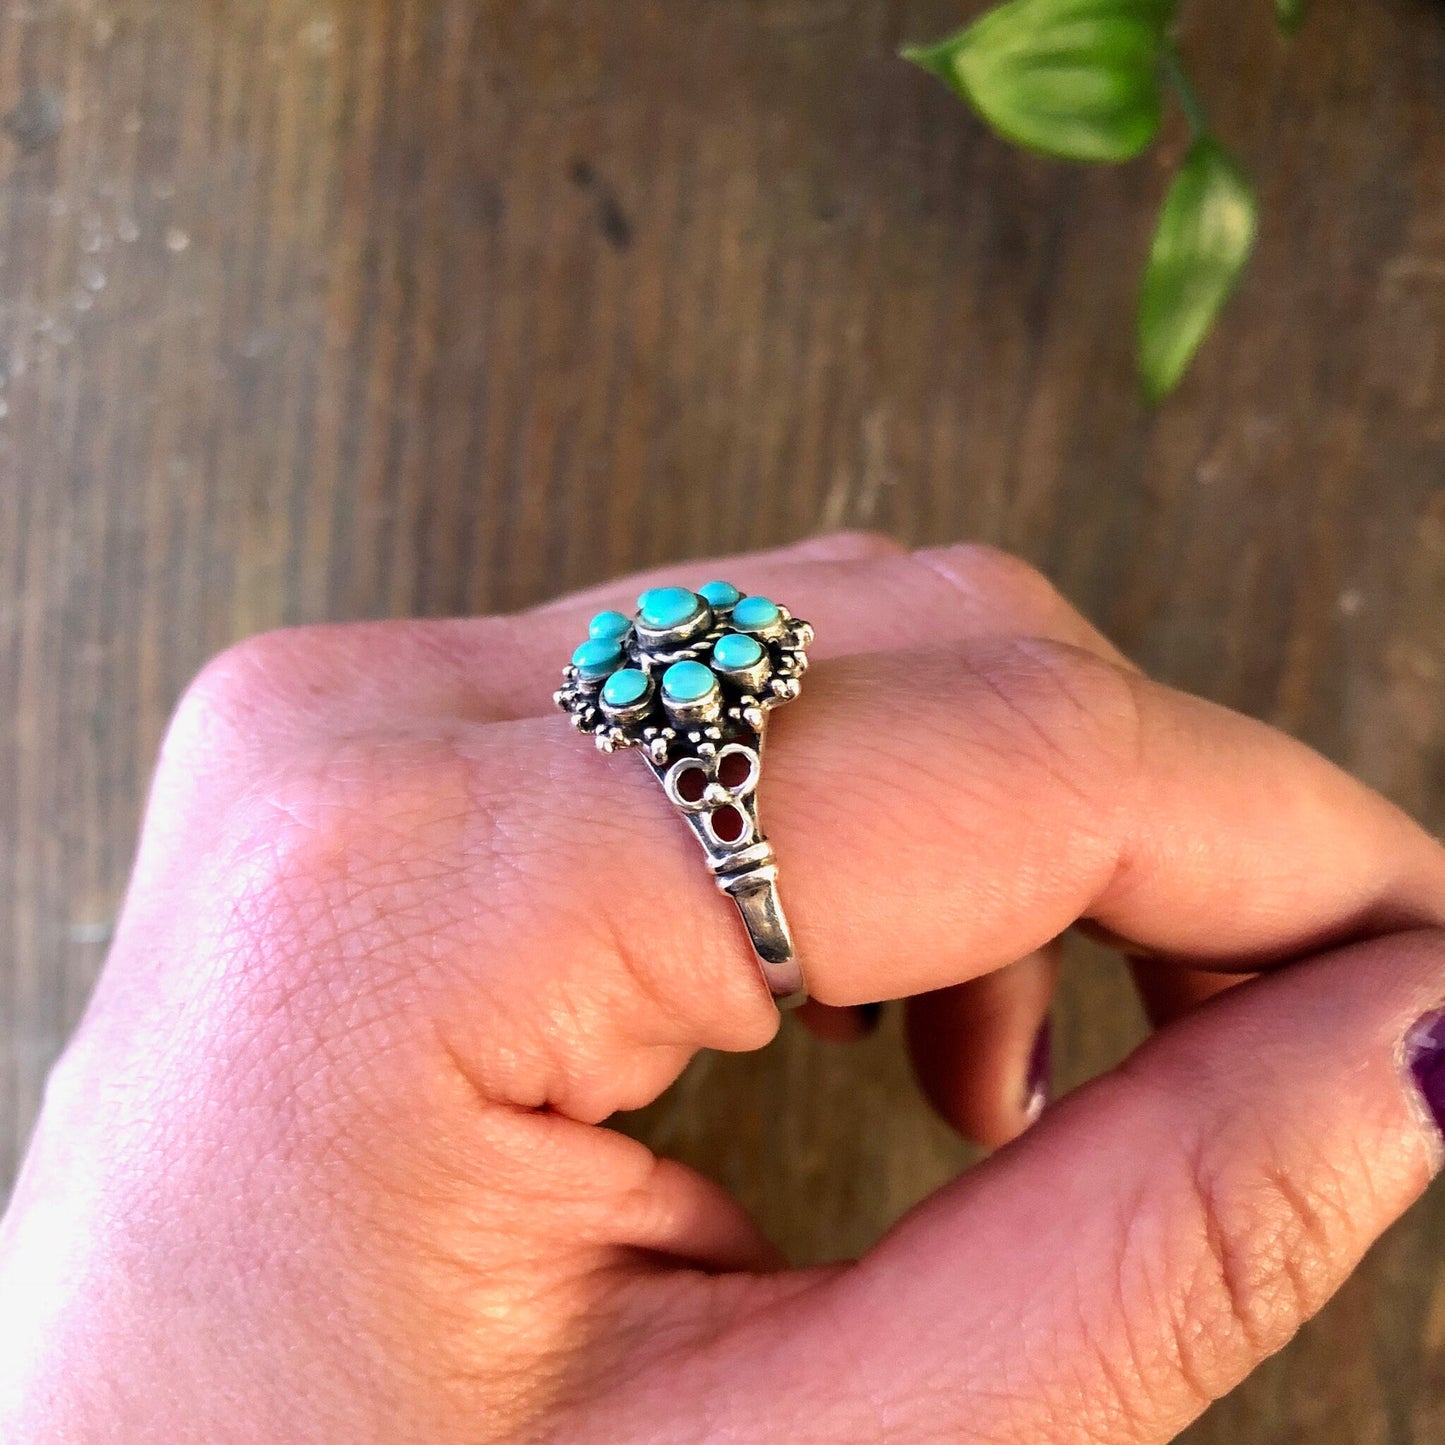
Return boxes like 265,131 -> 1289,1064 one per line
713,845 -> 807,1007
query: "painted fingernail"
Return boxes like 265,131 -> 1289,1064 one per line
858,1001 -> 884,1032
1405,1008 -> 1445,1137
1024,1017 -> 1052,1125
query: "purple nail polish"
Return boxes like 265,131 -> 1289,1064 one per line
1025,1018 -> 1053,1124
1405,1009 -> 1445,1136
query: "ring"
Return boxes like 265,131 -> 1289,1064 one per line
555,581 -> 814,1007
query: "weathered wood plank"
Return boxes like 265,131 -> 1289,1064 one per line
2,2 -> 1442,1436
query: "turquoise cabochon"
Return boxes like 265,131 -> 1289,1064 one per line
697,579 -> 741,609
588,609 -> 631,642
601,667 -> 650,707
571,637 -> 624,678
661,660 -> 717,701
637,586 -> 702,630
713,632 -> 764,670
731,595 -> 780,631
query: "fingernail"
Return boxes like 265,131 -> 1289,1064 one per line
1024,1017 -> 1052,1125
858,1001 -> 884,1032
1405,1008 -> 1445,1138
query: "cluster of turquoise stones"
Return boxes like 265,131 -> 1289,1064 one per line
567,581 -> 782,713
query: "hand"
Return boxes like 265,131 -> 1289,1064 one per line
4,532 -> 1445,1444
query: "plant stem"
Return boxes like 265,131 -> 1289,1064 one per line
1162,42 -> 1207,140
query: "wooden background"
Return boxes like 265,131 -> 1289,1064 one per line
3,0 -> 1444,1437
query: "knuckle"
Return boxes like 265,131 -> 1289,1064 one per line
919,542 -> 1066,614
206,739 -> 475,1015
39,1032 -> 94,1123
917,543 -> 1133,668
1078,1061 -> 1358,1430
166,628 -> 325,769
144,629 -> 347,847
1167,1120 -> 1345,1395
942,540 -> 1054,589
951,635 -> 1141,796
186,628 -> 317,719
820,528 -> 907,558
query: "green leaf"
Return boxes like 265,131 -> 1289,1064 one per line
901,0 -> 1177,163
1137,138 -> 1258,401
1275,0 -> 1306,35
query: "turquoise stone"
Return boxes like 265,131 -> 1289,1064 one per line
601,667 -> 649,708
636,586 -> 702,631
588,609 -> 631,642
698,579 -> 741,610
732,595 -> 780,631
661,660 -> 716,702
713,632 -> 763,670
572,638 -> 623,679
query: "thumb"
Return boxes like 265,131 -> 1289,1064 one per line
668,929 -> 1445,1443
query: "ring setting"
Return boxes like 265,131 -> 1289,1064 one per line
556,582 -> 813,1006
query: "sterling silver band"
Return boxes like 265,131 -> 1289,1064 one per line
647,744 -> 805,1006
555,582 -> 812,1008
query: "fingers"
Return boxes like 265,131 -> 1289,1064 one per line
525,529 -> 905,620
907,944 -> 1242,1149
172,536 -> 1119,756
145,533 -> 918,874
171,537 -> 1121,1101
691,929 -> 1445,1444
153,547 -> 1445,1132
553,546 -> 1110,1087
793,997 -> 884,1043
515,538 -> 1127,720
1128,955 -> 1250,1029
905,944 -> 1059,1148
165,532 -> 903,750
417,634 -> 1445,1124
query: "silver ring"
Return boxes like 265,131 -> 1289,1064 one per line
555,581 -> 813,1008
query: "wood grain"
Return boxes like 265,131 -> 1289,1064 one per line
2,1 -> 1444,1438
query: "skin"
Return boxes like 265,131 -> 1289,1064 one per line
3,531 -> 1445,1443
